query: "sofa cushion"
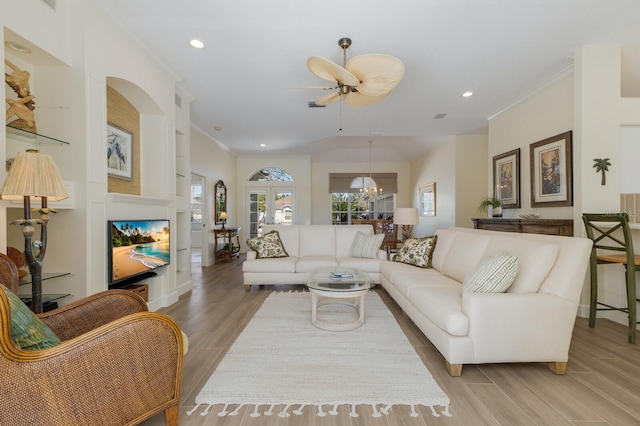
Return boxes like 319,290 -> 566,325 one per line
242,256 -> 298,273
410,286 -> 469,336
349,231 -> 384,259
440,232 -> 490,282
336,225 -> 375,258
431,229 -> 457,271
390,270 -> 458,300
393,235 -> 437,268
1,285 -> 61,350
299,226 -> 336,257
246,230 -> 289,259
295,256 -> 338,272
338,257 -> 382,273
482,236 -> 559,293
463,252 -> 519,293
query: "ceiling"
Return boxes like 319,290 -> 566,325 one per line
100,0 -> 640,162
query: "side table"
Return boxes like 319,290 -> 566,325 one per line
213,227 -> 241,262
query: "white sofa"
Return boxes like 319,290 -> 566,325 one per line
243,224 -> 387,290
381,227 -> 592,377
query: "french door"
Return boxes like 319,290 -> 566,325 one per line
246,187 -> 295,238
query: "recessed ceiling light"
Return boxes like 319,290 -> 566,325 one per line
4,41 -> 31,54
189,39 -> 204,49
369,131 -> 385,136
214,126 -> 222,131
260,144 -> 266,147
462,91 -> 474,98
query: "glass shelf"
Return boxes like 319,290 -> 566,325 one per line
18,293 -> 71,304
19,272 -> 72,286
6,125 -> 70,146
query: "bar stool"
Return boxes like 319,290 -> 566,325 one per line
582,213 -> 640,344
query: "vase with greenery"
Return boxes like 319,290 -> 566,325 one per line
478,197 -> 502,218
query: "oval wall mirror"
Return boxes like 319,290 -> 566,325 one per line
215,180 -> 227,224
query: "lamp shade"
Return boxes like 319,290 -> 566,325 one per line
219,212 -> 227,220
0,149 -> 68,201
394,207 -> 419,225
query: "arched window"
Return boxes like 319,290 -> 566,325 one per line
249,167 -> 293,182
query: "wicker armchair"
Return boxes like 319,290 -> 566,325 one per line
0,281 -> 184,425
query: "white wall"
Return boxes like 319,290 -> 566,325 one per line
489,71 -> 575,218
190,128 -> 237,265
410,135 -> 488,237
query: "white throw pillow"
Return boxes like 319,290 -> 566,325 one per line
349,231 -> 384,259
462,252 -> 519,293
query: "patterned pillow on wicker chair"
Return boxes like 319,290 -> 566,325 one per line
1,284 -> 61,350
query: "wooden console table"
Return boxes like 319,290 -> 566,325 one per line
471,218 -> 574,236
214,227 -> 241,262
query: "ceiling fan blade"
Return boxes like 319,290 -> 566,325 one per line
346,54 -> 405,97
289,86 -> 337,90
315,92 -> 341,106
307,56 -> 359,87
346,91 -> 389,107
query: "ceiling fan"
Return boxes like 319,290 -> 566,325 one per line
305,37 -> 405,107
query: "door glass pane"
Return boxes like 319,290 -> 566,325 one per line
273,191 -> 293,225
248,191 -> 266,238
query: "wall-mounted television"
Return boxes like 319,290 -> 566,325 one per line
108,219 -> 170,288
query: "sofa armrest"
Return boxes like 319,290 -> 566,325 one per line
462,292 -> 577,361
246,250 -> 257,260
39,290 -> 148,341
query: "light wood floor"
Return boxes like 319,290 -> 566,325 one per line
142,256 -> 640,425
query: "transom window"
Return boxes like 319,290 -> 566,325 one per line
249,167 -> 293,182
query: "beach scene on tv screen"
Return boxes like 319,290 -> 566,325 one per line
111,220 -> 170,282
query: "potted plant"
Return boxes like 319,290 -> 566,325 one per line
478,197 -> 503,218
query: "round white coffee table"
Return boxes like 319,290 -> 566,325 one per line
306,267 -> 375,331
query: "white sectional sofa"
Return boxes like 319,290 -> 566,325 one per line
380,227 -> 592,376
242,224 -> 386,290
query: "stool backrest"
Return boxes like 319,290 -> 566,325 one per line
582,213 -> 635,265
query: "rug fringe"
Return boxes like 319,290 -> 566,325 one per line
187,402 -> 451,418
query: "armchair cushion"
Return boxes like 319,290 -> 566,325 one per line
246,230 -> 289,259
1,284 -> 61,350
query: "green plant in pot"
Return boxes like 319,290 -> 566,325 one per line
478,197 -> 503,218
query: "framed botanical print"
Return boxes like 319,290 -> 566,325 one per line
107,122 -> 133,180
493,148 -> 520,209
530,131 -> 573,207
419,182 -> 436,217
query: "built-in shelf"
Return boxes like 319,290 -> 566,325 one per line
6,125 -> 70,146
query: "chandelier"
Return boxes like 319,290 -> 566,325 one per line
351,141 -> 382,200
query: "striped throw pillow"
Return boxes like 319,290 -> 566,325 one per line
349,231 -> 385,259
463,252 -> 519,293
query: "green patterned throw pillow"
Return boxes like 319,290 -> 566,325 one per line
1,284 -> 61,350
246,230 -> 289,259
462,252 -> 519,293
393,235 -> 438,268
350,231 -> 385,259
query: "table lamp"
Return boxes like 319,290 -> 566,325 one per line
0,149 -> 69,313
219,211 -> 227,230
393,207 -> 419,241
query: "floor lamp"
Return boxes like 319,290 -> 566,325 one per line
394,207 -> 419,241
0,149 -> 68,313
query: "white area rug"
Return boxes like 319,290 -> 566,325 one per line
188,291 -> 451,419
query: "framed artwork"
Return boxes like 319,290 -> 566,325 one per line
107,122 -> 133,180
419,182 -> 436,217
530,131 -> 573,207
493,148 -> 520,209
